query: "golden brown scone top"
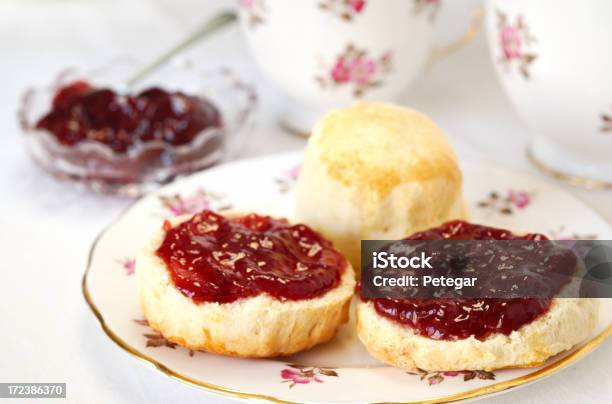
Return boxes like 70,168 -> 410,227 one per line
310,101 -> 462,199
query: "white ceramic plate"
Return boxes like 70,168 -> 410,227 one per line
83,151 -> 612,404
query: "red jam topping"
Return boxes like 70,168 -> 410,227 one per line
367,220 -> 571,341
35,81 -> 222,154
156,211 -> 347,303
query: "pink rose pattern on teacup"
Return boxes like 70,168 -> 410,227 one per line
319,0 -> 366,21
241,0 -> 266,28
496,11 -> 537,79
408,368 -> 495,386
601,106 -> 612,132
317,44 -> 393,97
414,0 -> 441,22
280,364 -> 338,388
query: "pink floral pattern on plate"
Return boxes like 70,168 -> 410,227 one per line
280,364 -> 338,388
496,10 -> 537,79
319,0 -> 367,21
117,257 -> 135,276
317,44 -> 393,97
408,368 -> 495,386
477,189 -> 535,215
159,188 -> 232,216
601,106 -> 612,132
548,226 -> 598,240
414,0 -> 441,22
241,0 -> 267,28
134,319 -> 199,357
275,164 -> 301,193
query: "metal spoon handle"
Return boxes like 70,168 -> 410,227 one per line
126,11 -> 237,87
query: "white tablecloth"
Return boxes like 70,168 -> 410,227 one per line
0,1 -> 610,403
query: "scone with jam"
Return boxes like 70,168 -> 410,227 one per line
137,210 -> 355,358
357,221 -> 598,371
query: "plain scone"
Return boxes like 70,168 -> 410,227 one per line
137,215 -> 356,358
295,101 -> 466,269
356,298 -> 599,371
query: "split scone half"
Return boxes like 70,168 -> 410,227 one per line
137,210 -> 355,358
357,298 -> 598,371
357,220 -> 599,371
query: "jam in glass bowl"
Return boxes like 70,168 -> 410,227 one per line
19,59 -> 257,197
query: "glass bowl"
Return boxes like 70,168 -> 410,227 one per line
19,58 -> 257,197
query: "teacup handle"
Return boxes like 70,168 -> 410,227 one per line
425,7 -> 483,70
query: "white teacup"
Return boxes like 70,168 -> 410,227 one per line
485,0 -> 612,188
238,0 -> 480,134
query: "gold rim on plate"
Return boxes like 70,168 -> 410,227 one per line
83,201 -> 612,404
